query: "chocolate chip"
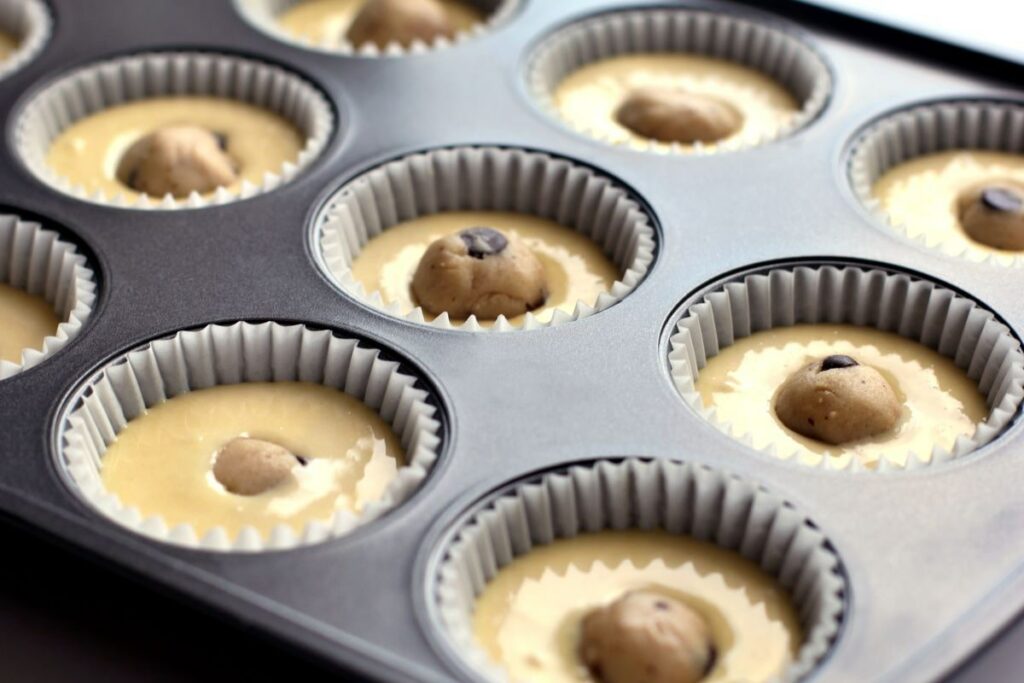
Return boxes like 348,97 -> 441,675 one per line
295,455 -> 309,466
704,646 -> 717,674
981,187 -> 1023,213
214,132 -> 229,151
821,354 -> 859,371
654,600 -> 670,611
459,226 -> 508,259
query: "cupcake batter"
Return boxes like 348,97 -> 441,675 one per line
100,382 -> 405,538
553,54 -> 798,152
872,150 -> 1024,259
0,31 -> 17,61
350,211 -> 620,325
696,324 -> 988,468
46,96 -> 303,202
277,0 -> 481,45
473,530 -> 801,683
0,283 -> 58,365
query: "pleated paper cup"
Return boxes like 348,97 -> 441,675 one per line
55,321 -> 444,552
0,0 -> 50,81
313,145 -> 657,332
426,458 -> 845,682
234,0 -> 518,57
13,51 -> 333,210
0,213 -> 96,380
668,263 -> 1024,472
848,99 -> 1024,267
526,7 -> 831,154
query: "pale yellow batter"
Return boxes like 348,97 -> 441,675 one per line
0,283 -> 59,365
351,211 -> 620,325
873,150 -> 1024,259
278,0 -> 482,45
473,530 -> 801,683
0,31 -> 17,61
46,96 -> 303,202
100,382 -> 405,538
696,324 -> 988,468
553,54 -> 798,152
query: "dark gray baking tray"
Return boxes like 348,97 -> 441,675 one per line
1,1 -> 1023,681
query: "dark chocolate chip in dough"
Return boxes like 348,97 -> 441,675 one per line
459,226 -> 509,259
821,354 -> 859,371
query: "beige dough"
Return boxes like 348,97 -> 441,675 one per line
347,0 -> 453,49
956,181 -> 1024,251
212,437 -> 304,496
696,324 -> 988,468
615,87 -> 742,144
472,530 -> 801,683
100,382 -> 405,538
116,125 -> 238,198
0,31 -> 17,61
0,283 -> 59,365
46,96 -> 303,203
350,211 -> 619,326
872,150 -> 1024,259
553,54 -> 798,152
277,0 -> 481,45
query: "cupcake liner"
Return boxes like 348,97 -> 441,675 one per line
55,321 -> 444,552
314,146 -> 657,331
0,0 -> 50,81
234,0 -> 518,57
526,7 -> 831,154
0,213 -> 97,380
426,458 -> 845,682
848,99 -> 1024,267
668,263 -> 1024,472
13,51 -> 333,210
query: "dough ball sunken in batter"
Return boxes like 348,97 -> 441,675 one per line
580,590 -> 715,683
774,354 -> 902,445
116,125 -> 238,198
957,181 -> 1024,251
212,437 -> 307,496
411,226 -> 548,320
615,87 -> 743,145
347,0 -> 455,48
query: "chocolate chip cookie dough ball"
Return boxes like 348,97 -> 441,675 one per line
411,227 -> 547,320
580,590 -> 715,683
213,437 -> 306,496
615,87 -> 743,145
347,0 -> 455,49
774,355 -> 902,445
116,125 -> 237,198
957,181 -> 1024,250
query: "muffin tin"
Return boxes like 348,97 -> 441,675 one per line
1,0 -> 1023,680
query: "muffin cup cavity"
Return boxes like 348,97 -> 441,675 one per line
668,263 -> 1024,472
0,213 -> 96,380
426,458 -> 845,682
314,146 -> 657,331
849,99 -> 1024,267
0,0 -> 50,81
526,7 -> 831,154
55,321 -> 444,552
13,51 -> 333,210
233,0 -> 519,57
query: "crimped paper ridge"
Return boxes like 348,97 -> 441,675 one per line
430,458 -> 844,682
57,321 -> 443,552
315,146 -> 657,331
0,214 -> 96,380
13,51 -> 333,210
668,264 -> 1024,472
848,99 -> 1024,267
234,0 -> 518,57
0,0 -> 49,81
526,8 -> 831,154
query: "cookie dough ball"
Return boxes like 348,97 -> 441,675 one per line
957,181 -> 1024,250
579,590 -> 714,683
116,125 -> 237,198
615,87 -> 743,144
346,0 -> 454,49
411,226 -> 547,320
775,354 -> 902,445
213,437 -> 305,496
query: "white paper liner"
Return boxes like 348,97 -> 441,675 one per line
848,99 -> 1024,267
668,264 -> 1024,472
314,146 -> 657,332
428,458 -> 845,683
233,0 -> 518,57
0,213 -> 96,381
13,51 -> 333,210
526,8 -> 832,154
0,0 -> 49,81
55,321 -> 444,552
